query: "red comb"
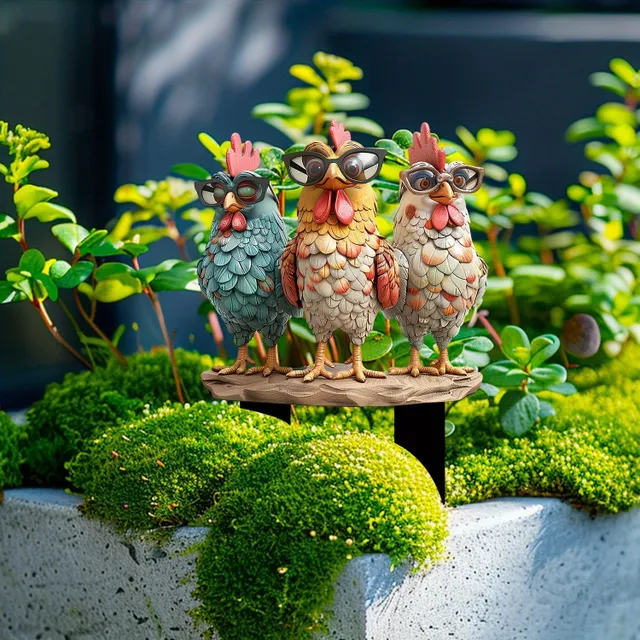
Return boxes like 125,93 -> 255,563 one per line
408,122 -> 446,171
329,120 -> 351,149
226,132 -> 260,177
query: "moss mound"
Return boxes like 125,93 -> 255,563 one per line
0,412 -> 24,491
194,433 -> 447,640
24,349 -> 219,485
568,341 -> 640,391
447,378 -> 640,513
294,405 -> 393,440
68,401 -> 304,531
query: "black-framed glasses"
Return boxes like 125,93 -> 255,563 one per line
194,176 -> 271,207
283,148 -> 387,186
400,162 -> 484,196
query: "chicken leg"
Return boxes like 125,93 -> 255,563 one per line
332,345 -> 386,383
287,341 -> 334,382
246,345 -> 291,376
389,346 -> 434,377
427,347 -> 474,376
213,344 -> 251,375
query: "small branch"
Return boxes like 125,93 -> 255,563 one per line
74,288 -> 128,366
253,331 -> 267,363
166,214 -> 190,260
328,336 -> 340,364
32,298 -> 93,369
17,217 -> 28,251
476,311 -> 502,347
278,190 -> 286,217
207,309 -> 227,359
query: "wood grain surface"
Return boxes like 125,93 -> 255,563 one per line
201,366 -> 481,407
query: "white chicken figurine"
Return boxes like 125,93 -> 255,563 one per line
388,122 -> 488,377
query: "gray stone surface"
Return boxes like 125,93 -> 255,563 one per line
1,491 -> 639,640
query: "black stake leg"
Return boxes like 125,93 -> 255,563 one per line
394,402 -> 445,502
240,401 -> 291,424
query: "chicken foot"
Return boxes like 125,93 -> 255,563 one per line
212,344 -> 252,374
287,341 -> 334,382
427,347 -> 474,376
246,345 -> 291,377
333,345 -> 386,383
389,346 -> 434,377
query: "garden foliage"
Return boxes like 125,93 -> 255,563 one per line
0,412 -> 24,492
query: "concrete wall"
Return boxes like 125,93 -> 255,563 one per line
1,490 -> 639,640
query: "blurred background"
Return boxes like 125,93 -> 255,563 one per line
1,0 -> 639,408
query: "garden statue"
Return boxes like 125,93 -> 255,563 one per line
387,122 -> 488,377
196,133 -> 299,376
280,121 -> 402,382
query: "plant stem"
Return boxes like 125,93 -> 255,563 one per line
165,214 -> 190,260
253,331 -> 267,363
207,310 -> 227,359
278,190 -> 286,216
328,336 -> 340,364
132,256 -> 184,403
487,225 -> 520,324
312,112 -> 325,136
73,288 -> 127,366
476,312 -> 502,347
32,298 -> 93,369
17,217 -> 28,251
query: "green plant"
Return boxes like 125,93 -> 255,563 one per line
68,401 -> 303,531
194,433 -> 447,640
0,412 -> 24,495
23,349 -> 219,485
447,351 -> 640,513
479,325 -> 576,436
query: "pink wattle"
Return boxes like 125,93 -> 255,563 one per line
334,189 -> 354,224
219,213 -> 233,231
314,190 -> 333,224
431,204 -> 464,231
231,212 -> 247,232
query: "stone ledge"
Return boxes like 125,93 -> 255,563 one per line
1,490 -> 638,640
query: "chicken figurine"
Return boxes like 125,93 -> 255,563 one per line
196,133 -> 297,376
280,121 -> 401,382
387,122 -> 488,377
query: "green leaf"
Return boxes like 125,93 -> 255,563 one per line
500,325 -> 531,367
510,264 -> 565,284
52,223 -> 89,253
252,103 -> 297,118
0,280 -> 24,304
596,102 -> 635,127
615,184 -> 640,215
392,129 -> 413,149
23,202 -> 76,223
481,360 -> 527,388
14,184 -> 57,217
95,262 -> 134,281
78,229 -> 109,256
197,299 -> 216,316
499,390 -> 540,437
93,272 -> 143,302
479,382 -> 500,398
125,225 -> 169,246
114,184 -> 150,207
538,400 -> 556,419
36,272 -> 58,301
19,248 -> 46,275
609,57 -> 638,87
0,214 -> 18,239
149,260 -> 199,292
508,173 -> 526,197
485,146 -> 517,162
171,163 -> 210,180
50,260 -> 94,288
444,420 -> 455,437
289,317 -> 316,343
360,331 -> 393,361
343,117 -> 384,138
329,93 -> 369,111
589,71 -> 626,97
461,336 -> 494,352
289,64 -> 324,87
134,259 -> 181,284
486,276 -> 513,292
529,334 -> 560,368
565,117 -> 606,142
528,381 -> 577,396
121,242 -> 149,257
529,364 -> 567,386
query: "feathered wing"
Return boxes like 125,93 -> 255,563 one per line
279,235 -> 300,308
383,247 -> 408,319
374,236 -> 402,310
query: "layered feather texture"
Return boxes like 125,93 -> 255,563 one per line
387,187 -> 488,349
198,196 -> 298,348
282,180 -> 400,345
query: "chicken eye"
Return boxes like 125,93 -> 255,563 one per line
237,182 -> 258,202
305,158 -> 325,181
202,184 -> 225,205
452,168 -> 480,192
343,155 -> 363,179
409,170 -> 436,192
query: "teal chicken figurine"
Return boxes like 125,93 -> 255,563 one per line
196,133 -> 297,375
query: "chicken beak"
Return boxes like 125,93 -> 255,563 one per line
318,163 -> 348,190
223,192 -> 243,213
429,181 -> 455,206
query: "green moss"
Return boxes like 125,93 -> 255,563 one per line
294,405 -> 394,440
569,342 -> 640,391
194,433 -> 447,640
0,412 -> 24,490
24,349 -> 220,485
447,378 -> 640,513
68,401 -> 305,531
